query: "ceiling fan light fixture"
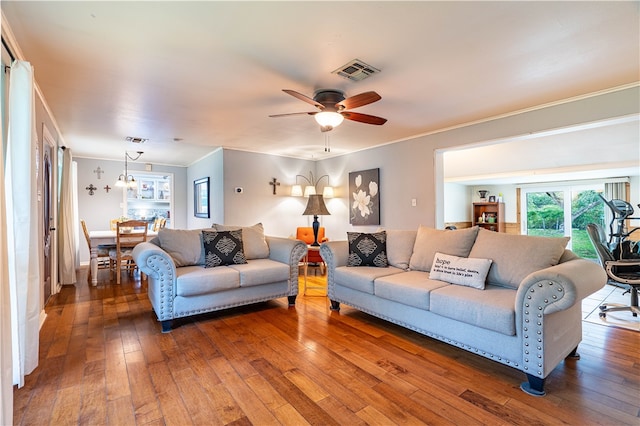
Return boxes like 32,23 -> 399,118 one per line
314,111 -> 344,129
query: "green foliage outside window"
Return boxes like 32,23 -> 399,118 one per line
526,189 -> 604,259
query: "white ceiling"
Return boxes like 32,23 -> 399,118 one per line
2,1 -> 639,182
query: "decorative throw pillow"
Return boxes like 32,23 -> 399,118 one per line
347,231 -> 388,267
429,252 -> 492,290
202,230 -> 247,268
409,226 -> 479,272
158,228 -> 205,266
378,229 -> 417,271
211,223 -> 269,259
468,228 -> 570,289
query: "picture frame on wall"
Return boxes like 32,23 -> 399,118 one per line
349,168 -> 380,225
194,177 -> 210,218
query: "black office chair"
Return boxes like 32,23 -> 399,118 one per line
598,195 -> 640,260
586,223 -> 640,318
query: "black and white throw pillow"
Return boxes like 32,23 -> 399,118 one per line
347,231 -> 388,267
202,229 -> 247,267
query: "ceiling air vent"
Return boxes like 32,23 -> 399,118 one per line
332,59 -> 380,82
125,136 -> 147,144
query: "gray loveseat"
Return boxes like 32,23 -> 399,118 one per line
132,224 -> 306,332
320,226 -> 606,396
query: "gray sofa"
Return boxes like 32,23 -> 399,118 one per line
132,224 -> 307,332
320,226 -> 606,396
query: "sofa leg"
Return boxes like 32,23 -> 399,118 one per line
287,295 -> 296,306
520,374 -> 546,397
566,346 -> 580,360
161,320 -> 173,333
329,300 -> 340,311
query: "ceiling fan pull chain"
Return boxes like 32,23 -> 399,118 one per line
324,134 -> 331,152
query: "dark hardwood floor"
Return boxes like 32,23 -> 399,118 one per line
13,267 -> 640,425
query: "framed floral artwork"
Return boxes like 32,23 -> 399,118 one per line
349,168 -> 380,225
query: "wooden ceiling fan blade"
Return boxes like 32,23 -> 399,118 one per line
336,91 -> 381,110
269,112 -> 317,118
341,111 -> 387,125
282,89 -> 324,109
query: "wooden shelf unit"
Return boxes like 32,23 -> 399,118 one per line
472,202 -> 505,232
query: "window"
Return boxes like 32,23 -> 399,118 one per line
521,183 -> 604,259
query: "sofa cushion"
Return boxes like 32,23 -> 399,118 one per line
175,265 -> 240,297
347,231 -> 388,267
429,252 -> 492,290
383,229 -> 417,271
468,228 -> 570,289
228,258 -> 290,287
202,230 -> 247,267
430,284 -> 517,336
334,265 -> 403,294
212,223 -> 269,260
409,226 -> 479,272
158,228 -> 204,267
374,271 -> 449,309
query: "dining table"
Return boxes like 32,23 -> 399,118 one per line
88,229 -> 158,285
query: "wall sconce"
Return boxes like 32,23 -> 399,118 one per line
291,171 -> 333,198
115,151 -> 143,188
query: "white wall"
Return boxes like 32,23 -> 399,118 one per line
221,149 -> 317,238
187,148 -> 224,229
444,183 -> 472,222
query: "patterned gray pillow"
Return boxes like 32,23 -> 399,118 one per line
347,231 -> 388,267
202,230 -> 247,268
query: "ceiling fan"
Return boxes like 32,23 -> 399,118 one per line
269,89 -> 387,132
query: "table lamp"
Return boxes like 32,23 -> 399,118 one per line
302,194 -> 331,246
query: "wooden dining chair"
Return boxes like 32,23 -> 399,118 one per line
81,220 -> 115,282
152,217 -> 167,232
109,220 -> 148,284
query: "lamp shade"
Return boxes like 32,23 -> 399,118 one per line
302,194 -> 331,216
291,184 -> 303,197
322,186 -> 334,198
303,185 -> 316,197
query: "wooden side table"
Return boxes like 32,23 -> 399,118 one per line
303,245 -> 326,296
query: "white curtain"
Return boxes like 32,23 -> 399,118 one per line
73,161 -> 79,270
5,60 -> 40,387
604,181 -> 628,240
58,147 -> 77,284
0,51 -> 14,426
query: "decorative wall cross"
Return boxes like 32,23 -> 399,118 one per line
86,184 -> 97,196
104,185 -> 111,193
269,178 -> 280,195
93,166 -> 104,179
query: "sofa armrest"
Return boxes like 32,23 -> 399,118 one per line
515,258 -> 606,379
516,258 -> 606,316
132,242 -> 177,321
266,236 -> 307,295
320,241 -> 349,300
320,241 -> 349,268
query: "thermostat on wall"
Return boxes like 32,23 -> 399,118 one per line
235,187 -> 243,193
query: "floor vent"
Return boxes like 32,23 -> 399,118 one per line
332,59 -> 380,82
